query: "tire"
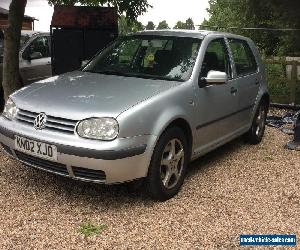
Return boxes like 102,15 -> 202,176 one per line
146,127 -> 188,201
244,100 -> 268,145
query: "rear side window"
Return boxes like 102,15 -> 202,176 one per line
229,39 -> 258,76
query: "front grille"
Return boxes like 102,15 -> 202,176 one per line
15,151 -> 69,176
16,109 -> 78,134
72,166 -> 106,181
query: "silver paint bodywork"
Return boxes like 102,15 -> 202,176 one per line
19,31 -> 52,85
0,30 -> 268,184
0,31 -> 51,86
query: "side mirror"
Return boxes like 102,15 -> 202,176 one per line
205,70 -> 228,84
22,49 -> 31,61
81,60 -> 89,67
30,52 -> 43,60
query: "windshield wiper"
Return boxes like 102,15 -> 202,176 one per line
128,73 -> 185,82
84,69 -> 184,82
90,70 -> 132,77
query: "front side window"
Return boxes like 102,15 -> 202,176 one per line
201,38 -> 232,78
229,39 -> 258,76
27,36 -> 50,59
83,36 -> 202,82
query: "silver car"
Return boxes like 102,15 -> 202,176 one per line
0,30 -> 269,200
0,31 -> 52,109
0,31 -> 52,85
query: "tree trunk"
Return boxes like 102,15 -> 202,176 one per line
2,0 -> 27,102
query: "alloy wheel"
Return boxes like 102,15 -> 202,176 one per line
160,138 -> 185,189
255,105 -> 266,137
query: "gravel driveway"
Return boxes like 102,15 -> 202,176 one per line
0,127 -> 299,249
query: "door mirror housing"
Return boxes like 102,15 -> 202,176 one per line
205,70 -> 228,84
30,52 -> 43,60
22,49 -> 31,61
198,70 -> 228,88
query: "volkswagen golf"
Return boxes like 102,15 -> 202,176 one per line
0,30 -> 269,200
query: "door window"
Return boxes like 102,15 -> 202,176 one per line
201,38 -> 232,78
229,39 -> 258,76
27,36 -> 50,59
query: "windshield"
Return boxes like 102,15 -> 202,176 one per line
83,36 -> 202,82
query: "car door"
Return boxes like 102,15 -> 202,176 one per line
194,37 -> 240,153
19,35 -> 52,85
228,38 -> 260,127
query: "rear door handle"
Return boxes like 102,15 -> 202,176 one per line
230,87 -> 238,94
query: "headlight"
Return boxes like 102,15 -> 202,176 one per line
2,98 -> 18,120
76,118 -> 119,140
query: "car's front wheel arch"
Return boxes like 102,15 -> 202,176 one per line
146,126 -> 189,201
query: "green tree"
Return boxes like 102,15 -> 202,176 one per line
173,21 -> 186,29
157,20 -> 169,30
2,0 -> 151,102
185,18 -> 195,30
118,15 -> 144,35
202,0 -> 300,56
173,18 -> 195,30
146,21 -> 156,30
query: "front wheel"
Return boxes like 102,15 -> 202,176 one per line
146,127 -> 188,201
244,100 -> 268,145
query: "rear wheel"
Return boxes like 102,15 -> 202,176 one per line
244,100 -> 268,144
146,127 -> 188,201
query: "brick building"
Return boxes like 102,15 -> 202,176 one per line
0,7 -> 36,30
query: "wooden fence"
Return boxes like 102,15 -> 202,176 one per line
265,58 -> 300,105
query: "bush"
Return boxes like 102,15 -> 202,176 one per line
264,62 -> 291,103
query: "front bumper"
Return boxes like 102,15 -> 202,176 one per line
0,117 -> 157,184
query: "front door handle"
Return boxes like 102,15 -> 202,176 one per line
230,87 -> 238,94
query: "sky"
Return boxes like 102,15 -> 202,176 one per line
137,0 -> 210,28
0,0 -> 210,32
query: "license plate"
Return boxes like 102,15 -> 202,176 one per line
15,136 -> 58,161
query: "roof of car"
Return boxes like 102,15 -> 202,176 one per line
132,29 -> 248,40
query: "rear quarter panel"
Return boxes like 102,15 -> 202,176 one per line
246,38 -> 269,119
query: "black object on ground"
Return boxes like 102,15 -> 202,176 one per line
266,111 -> 299,135
270,102 -> 300,111
267,109 -> 300,150
285,114 -> 300,151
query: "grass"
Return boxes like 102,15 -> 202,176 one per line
78,222 -> 107,238
265,63 -> 289,94
265,61 -> 300,105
